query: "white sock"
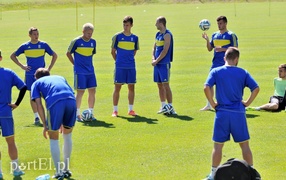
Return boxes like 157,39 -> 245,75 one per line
11,159 -> 20,172
207,101 -> 211,107
76,109 -> 80,116
210,166 -> 217,178
161,102 -> 166,108
34,112 -> 39,118
255,107 -> 261,111
113,106 -> 118,111
50,139 -> 61,174
128,105 -> 133,111
88,108 -> 93,114
63,133 -> 72,171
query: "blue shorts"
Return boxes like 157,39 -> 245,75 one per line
46,99 -> 76,131
74,73 -> 97,90
213,110 -> 250,143
114,68 -> 136,84
0,118 -> 14,137
25,74 -> 36,90
153,63 -> 170,83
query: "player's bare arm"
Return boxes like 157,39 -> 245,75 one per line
47,52 -> 58,71
202,33 -> 213,52
242,87 -> 260,107
152,33 -> 170,66
35,98 -> 48,138
111,48 -> 116,61
10,53 -> 31,71
66,52 -> 74,65
204,85 -> 217,108
151,43 -> 156,64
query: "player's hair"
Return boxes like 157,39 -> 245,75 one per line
35,68 -> 50,79
217,16 -> 227,23
83,23 -> 94,31
123,16 -> 133,25
225,47 -> 240,61
157,16 -> 167,27
278,64 -> 286,70
29,27 -> 38,35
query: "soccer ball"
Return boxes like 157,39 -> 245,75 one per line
81,110 -> 92,121
162,104 -> 173,114
199,19 -> 211,31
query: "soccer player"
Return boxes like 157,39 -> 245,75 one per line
10,27 -> 58,125
203,47 -> 259,180
111,16 -> 139,117
200,16 -> 238,111
152,16 -> 176,115
247,64 -> 286,111
0,54 -> 27,178
66,23 -> 97,121
31,68 -> 76,179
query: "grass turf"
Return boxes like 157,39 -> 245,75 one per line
0,1 -> 285,179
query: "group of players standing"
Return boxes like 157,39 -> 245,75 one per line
0,15 -> 175,179
1,13 -> 270,179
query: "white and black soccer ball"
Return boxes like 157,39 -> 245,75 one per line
162,104 -> 173,114
81,110 -> 92,122
199,19 -> 211,31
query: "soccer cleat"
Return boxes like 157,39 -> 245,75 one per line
89,114 -> 97,121
157,108 -> 164,114
163,105 -> 176,115
0,173 -> 3,179
158,104 -> 172,114
246,107 -> 259,111
128,110 -> 137,116
34,117 -> 41,125
167,108 -> 177,115
52,173 -> 64,180
200,105 -> 212,111
13,170 -> 25,176
202,175 -> 214,180
112,111 -> 118,117
76,116 -> 83,122
63,170 -> 72,178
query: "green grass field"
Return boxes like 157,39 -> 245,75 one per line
0,1 -> 286,179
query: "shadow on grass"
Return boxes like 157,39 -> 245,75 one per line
78,119 -> 115,128
117,115 -> 158,124
13,176 -> 22,180
246,113 -> 260,119
202,110 -> 260,119
24,123 -> 43,128
163,114 -> 194,121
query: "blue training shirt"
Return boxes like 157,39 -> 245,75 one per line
111,32 -> 139,69
67,36 -> 96,74
205,66 -> 258,112
155,29 -> 173,64
31,75 -> 75,109
210,31 -> 238,69
0,68 -> 26,117
14,41 -> 55,75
